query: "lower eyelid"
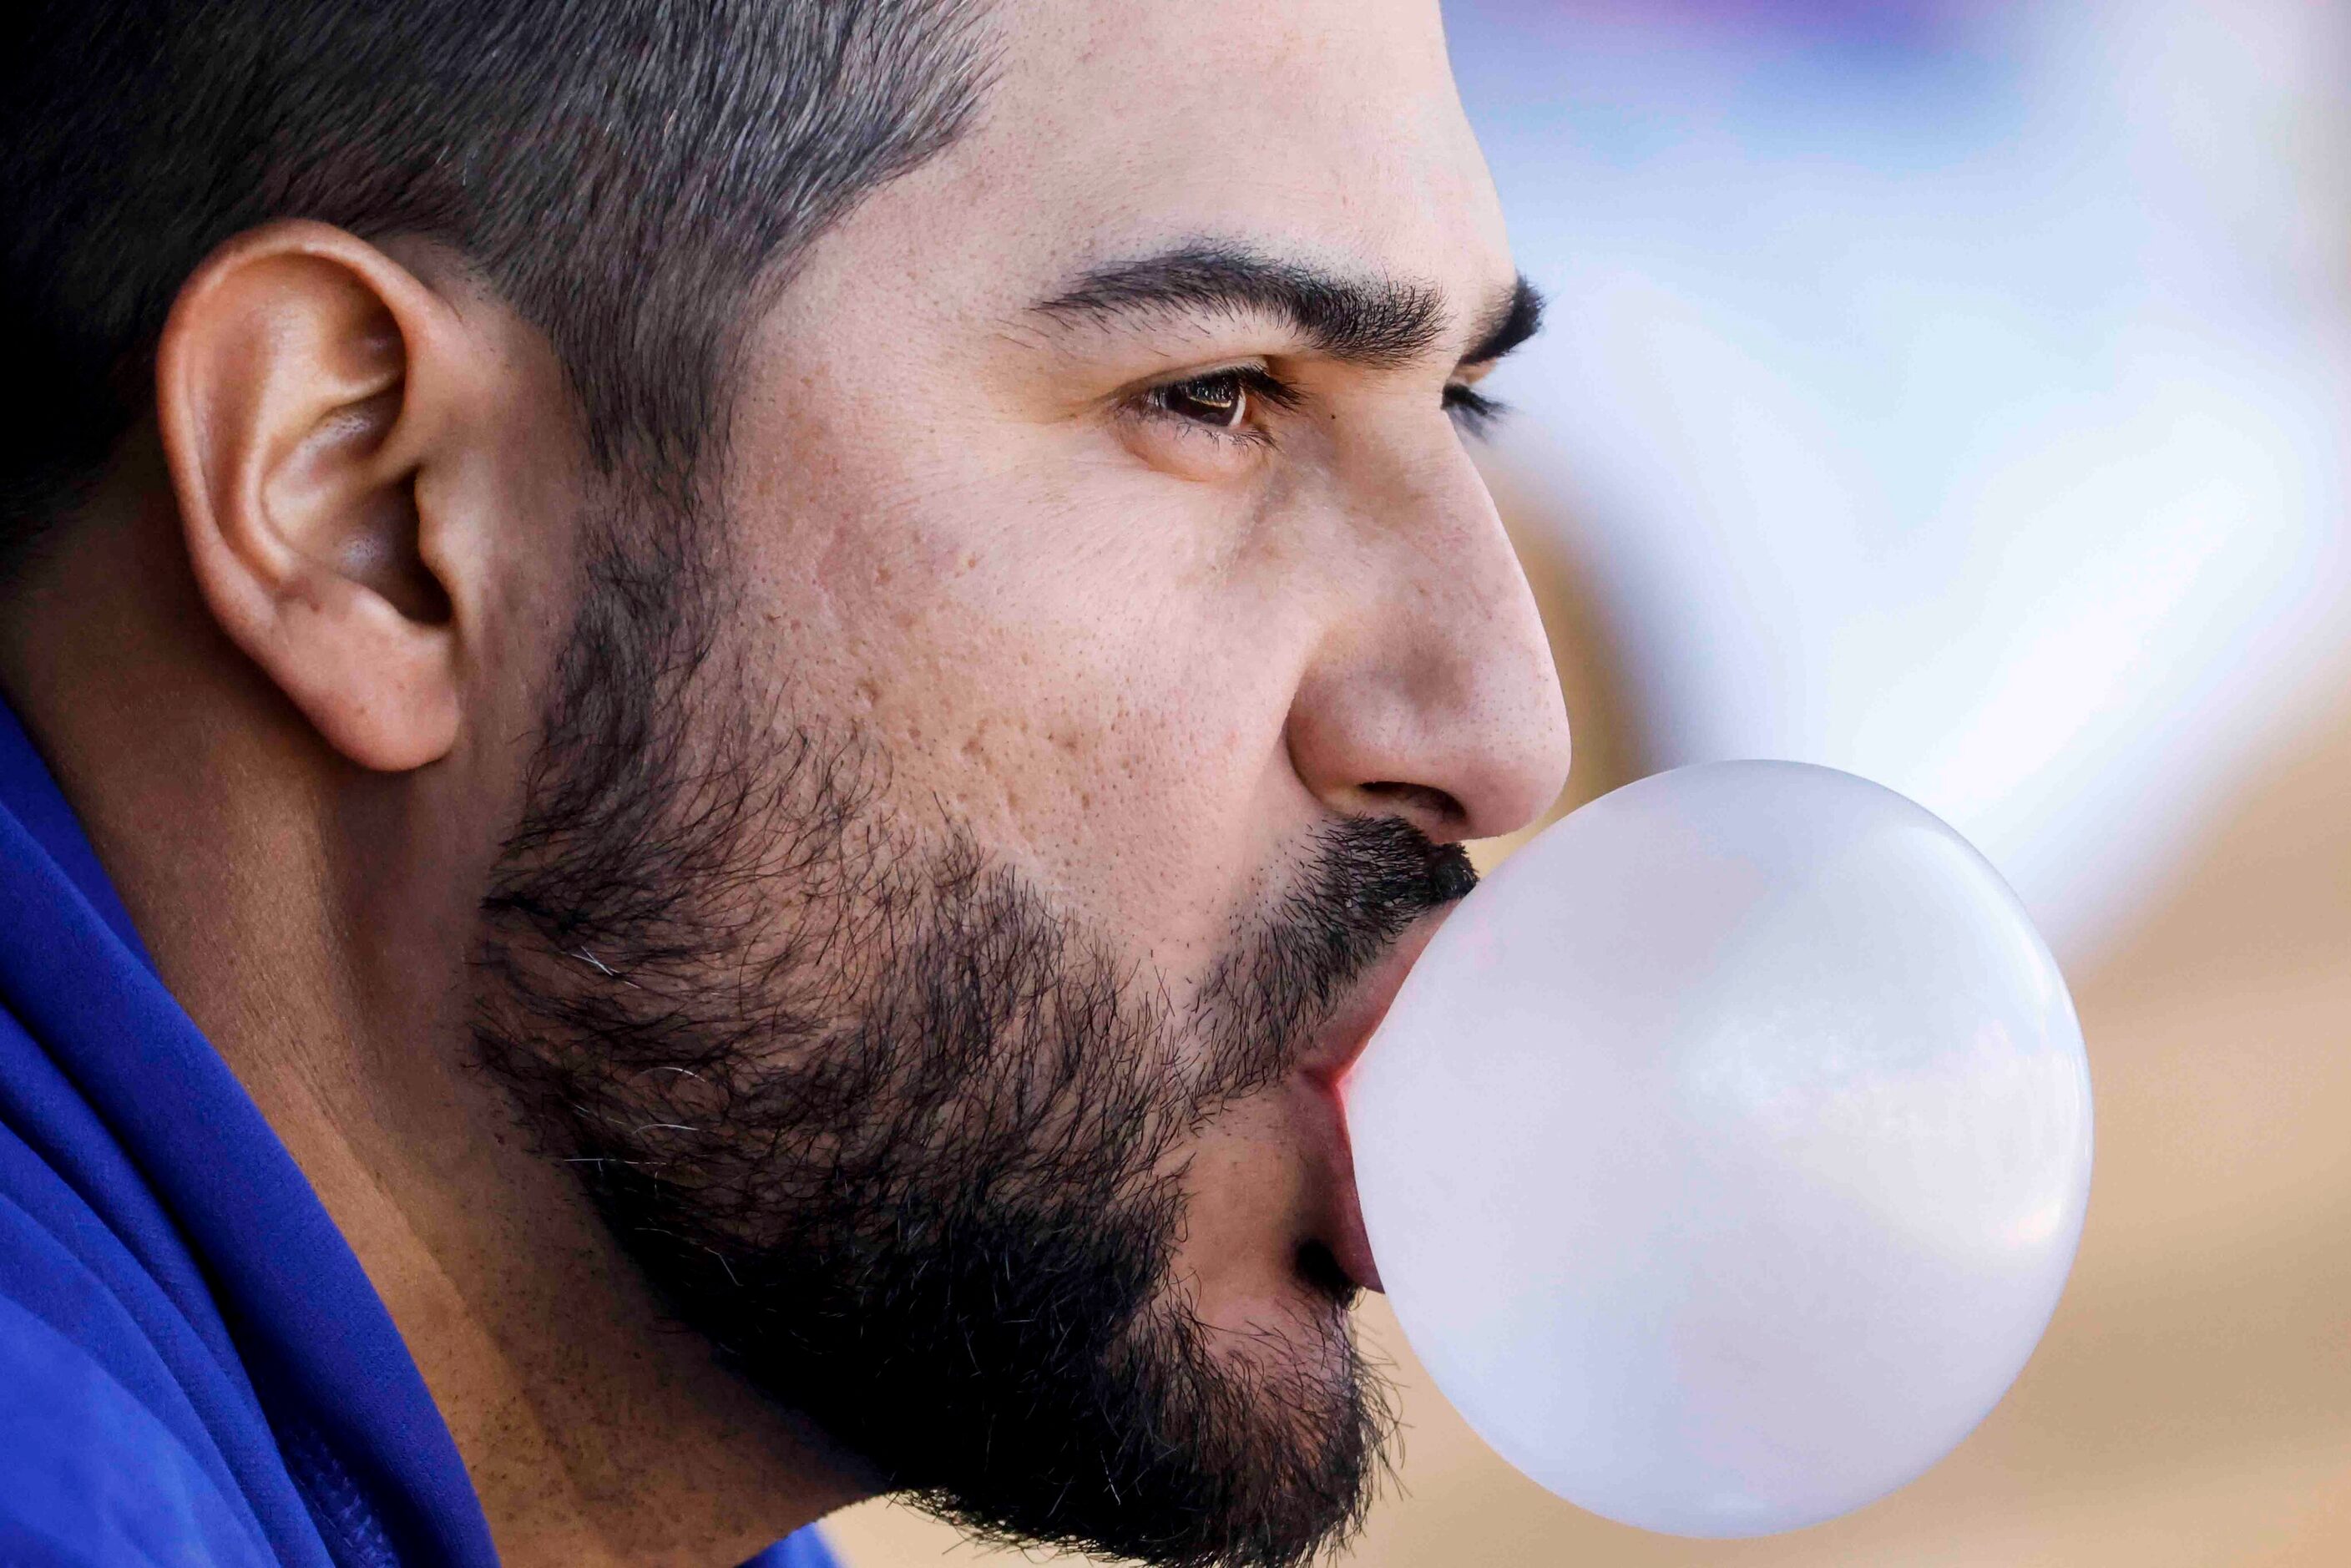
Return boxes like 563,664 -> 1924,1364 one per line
1114,400 -> 1275,465
1167,413 -> 1274,450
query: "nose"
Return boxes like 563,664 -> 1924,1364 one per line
1285,439 -> 1575,844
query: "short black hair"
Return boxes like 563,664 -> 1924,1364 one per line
0,0 -> 993,581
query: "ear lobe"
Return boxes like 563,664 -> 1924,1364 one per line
156,220 -> 467,772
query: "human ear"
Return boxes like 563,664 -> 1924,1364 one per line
154,220 -> 482,772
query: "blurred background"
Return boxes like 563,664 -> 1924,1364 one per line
829,0 -> 2351,1561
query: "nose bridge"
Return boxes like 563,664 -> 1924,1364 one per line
1286,425 -> 1575,842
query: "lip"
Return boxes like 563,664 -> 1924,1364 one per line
1295,916 -> 1449,1296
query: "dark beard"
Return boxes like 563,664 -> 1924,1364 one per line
470,515 -> 1473,1567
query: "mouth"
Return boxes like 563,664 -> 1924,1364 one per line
1292,916 -> 1448,1297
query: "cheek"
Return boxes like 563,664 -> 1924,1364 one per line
725,416 -> 1317,967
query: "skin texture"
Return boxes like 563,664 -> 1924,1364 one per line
0,0 -> 1570,1562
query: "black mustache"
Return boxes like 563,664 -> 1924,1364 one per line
1192,814 -> 1477,1100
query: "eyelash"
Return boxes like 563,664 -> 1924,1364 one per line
1442,383 -> 1505,438
1135,368 -> 1509,447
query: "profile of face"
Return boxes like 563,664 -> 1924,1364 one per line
403,1 -> 1560,1563
18,0 -> 1560,1560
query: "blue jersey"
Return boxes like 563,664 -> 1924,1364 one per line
0,699 -> 835,1567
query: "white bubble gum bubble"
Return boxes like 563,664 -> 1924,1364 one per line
1347,761 -> 2092,1538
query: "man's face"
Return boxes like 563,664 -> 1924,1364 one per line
474,0 -> 1569,1562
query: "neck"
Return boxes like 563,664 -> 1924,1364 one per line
0,477 -> 866,1566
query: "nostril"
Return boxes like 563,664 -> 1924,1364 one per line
1358,780 -> 1467,836
1295,1238 -> 1359,1307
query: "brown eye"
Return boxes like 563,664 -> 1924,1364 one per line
1157,371 -> 1247,428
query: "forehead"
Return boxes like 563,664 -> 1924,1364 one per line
866,0 -> 1512,320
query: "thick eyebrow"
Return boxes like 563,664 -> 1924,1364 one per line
1034,242 -> 1456,369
